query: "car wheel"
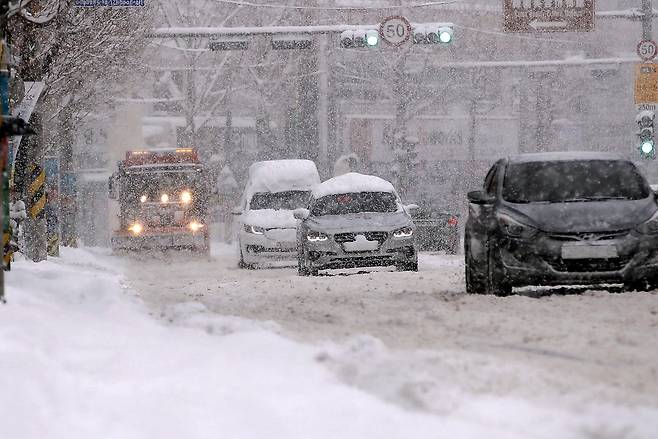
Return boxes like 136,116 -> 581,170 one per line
297,244 -> 318,276
396,261 -> 418,272
487,242 -> 512,297
238,249 -> 255,270
465,235 -> 488,295
624,279 -> 658,292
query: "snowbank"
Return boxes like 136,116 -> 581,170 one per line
312,172 -> 396,199
0,248 -> 498,439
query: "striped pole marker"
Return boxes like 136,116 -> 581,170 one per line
28,164 -> 46,220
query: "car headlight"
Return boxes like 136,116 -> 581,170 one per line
497,213 -> 537,239
160,193 -> 169,203
244,224 -> 265,235
189,221 -> 204,233
128,223 -> 143,236
393,226 -> 414,238
637,210 -> 658,235
307,230 -> 328,242
140,195 -> 148,203
180,191 -> 192,204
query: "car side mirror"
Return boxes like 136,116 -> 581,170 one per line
293,208 -> 310,220
467,190 -> 495,205
404,203 -> 420,215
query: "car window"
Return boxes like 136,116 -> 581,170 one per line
249,191 -> 311,210
502,160 -> 651,203
310,192 -> 398,216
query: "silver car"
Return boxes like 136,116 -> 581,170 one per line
294,173 -> 418,276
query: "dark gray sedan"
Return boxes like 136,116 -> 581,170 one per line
294,173 -> 418,276
465,152 -> 658,296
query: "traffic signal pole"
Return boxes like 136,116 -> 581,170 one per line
643,0 -> 653,40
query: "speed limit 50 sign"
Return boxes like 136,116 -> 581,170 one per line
379,16 -> 412,46
637,40 -> 657,62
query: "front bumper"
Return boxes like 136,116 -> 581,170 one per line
497,230 -> 658,287
305,234 -> 416,270
240,229 -> 297,264
112,228 -> 207,251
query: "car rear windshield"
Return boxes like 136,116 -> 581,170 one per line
502,160 -> 650,203
311,192 -> 398,216
250,190 -> 310,210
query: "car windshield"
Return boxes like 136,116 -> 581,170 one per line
249,190 -> 310,210
502,160 -> 650,203
310,192 -> 398,216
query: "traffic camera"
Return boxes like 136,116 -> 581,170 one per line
340,29 -> 379,48
636,110 -> 656,159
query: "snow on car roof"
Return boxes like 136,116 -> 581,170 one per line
246,159 -> 320,195
508,152 -> 625,164
312,172 -> 396,199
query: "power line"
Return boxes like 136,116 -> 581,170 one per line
210,0 -> 462,11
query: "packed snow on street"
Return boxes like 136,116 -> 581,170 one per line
2,242 -> 657,439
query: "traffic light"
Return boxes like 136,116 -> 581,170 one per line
637,110 -> 656,159
340,29 -> 379,48
412,24 -> 454,45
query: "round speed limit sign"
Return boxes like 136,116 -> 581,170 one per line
637,40 -> 658,62
379,16 -> 412,46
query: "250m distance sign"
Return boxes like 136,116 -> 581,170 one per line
379,16 -> 412,46
637,40 -> 658,62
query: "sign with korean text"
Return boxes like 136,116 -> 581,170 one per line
635,63 -> 658,105
503,0 -> 595,33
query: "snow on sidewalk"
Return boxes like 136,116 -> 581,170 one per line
0,248 -> 508,439
1,248 -> 656,439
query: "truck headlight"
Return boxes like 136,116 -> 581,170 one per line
307,231 -> 328,242
393,227 -> 414,238
180,191 -> 192,204
189,221 -> 204,233
244,225 -> 265,235
637,210 -> 658,235
497,213 -> 537,239
128,223 -> 143,236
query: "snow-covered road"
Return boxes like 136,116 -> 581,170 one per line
123,243 -> 658,436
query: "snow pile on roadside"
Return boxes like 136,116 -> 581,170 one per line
0,248 -> 506,439
317,335 -> 658,439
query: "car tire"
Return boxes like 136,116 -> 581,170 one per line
238,249 -> 255,270
396,261 -> 418,272
465,235 -> 512,296
465,234 -> 488,295
487,242 -> 513,297
624,279 -> 658,292
297,245 -> 318,276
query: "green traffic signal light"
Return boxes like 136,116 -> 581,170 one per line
641,139 -> 655,155
365,30 -> 379,47
438,26 -> 453,44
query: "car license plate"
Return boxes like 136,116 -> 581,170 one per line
561,244 -> 618,260
343,235 -> 380,252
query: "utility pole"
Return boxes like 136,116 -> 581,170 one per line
643,0 -> 654,40
0,0 -> 7,304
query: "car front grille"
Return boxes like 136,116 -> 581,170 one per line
549,230 -> 629,242
548,257 -> 631,272
333,231 -> 388,243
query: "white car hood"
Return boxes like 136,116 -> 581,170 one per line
243,209 -> 297,230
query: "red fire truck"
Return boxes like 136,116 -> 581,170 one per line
109,148 -> 210,253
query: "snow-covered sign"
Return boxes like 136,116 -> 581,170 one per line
9,81 -> 45,166
503,0 -> 594,33
379,16 -> 411,46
